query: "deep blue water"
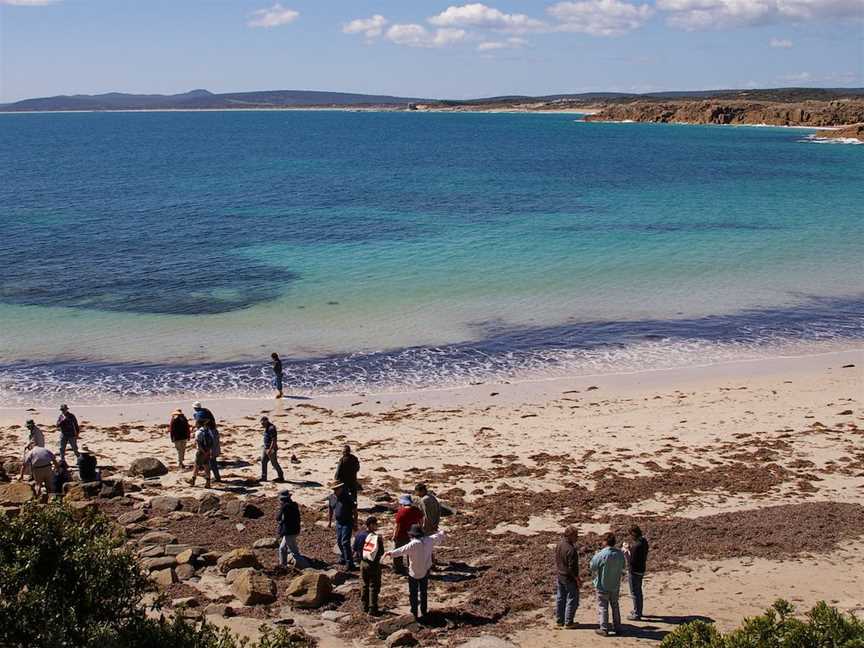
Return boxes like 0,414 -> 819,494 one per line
0,111 -> 862,403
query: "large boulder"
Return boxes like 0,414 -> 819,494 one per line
217,548 -> 260,574
224,500 -> 263,519
151,568 -> 177,587
143,556 -> 177,572
197,493 -> 221,513
231,569 -> 277,606
63,481 -> 102,501
99,479 -> 124,498
127,458 -> 168,479
149,496 -> 180,513
118,509 -> 147,525
386,629 -> 418,648
285,572 -> 332,609
0,482 -> 34,505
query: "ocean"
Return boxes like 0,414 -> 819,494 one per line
1,110 -> 862,405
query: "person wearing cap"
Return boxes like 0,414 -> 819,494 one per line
271,352 -> 284,399
19,445 -> 59,496
277,490 -> 302,567
334,444 -> 360,500
590,532 -> 626,636
169,408 -> 191,469
414,483 -> 440,535
353,516 -> 385,615
25,420 -> 45,449
385,524 -> 446,622
327,482 -> 357,570
192,401 -> 217,430
77,446 -> 100,483
56,404 -> 80,461
260,416 -> 285,482
392,494 -> 424,576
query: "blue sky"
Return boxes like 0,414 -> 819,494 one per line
0,0 -> 861,102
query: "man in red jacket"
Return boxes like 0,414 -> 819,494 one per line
392,494 -> 423,575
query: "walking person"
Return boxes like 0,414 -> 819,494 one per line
277,490 -> 302,567
392,494 -> 423,575
169,409 -> 191,469
189,422 -> 213,488
327,482 -> 357,571
192,401 -> 216,429
590,532 -> 626,636
260,416 -> 285,482
385,524 -> 446,622
56,404 -> 80,461
334,444 -> 360,500
208,423 -> 222,483
353,516 -> 385,615
624,525 -> 650,621
414,483 -> 440,535
25,419 -> 45,448
555,525 -> 581,628
19,445 -> 59,496
271,352 -> 284,399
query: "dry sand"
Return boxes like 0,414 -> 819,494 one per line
2,348 -> 862,646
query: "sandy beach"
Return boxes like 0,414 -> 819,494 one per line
2,348 -> 862,646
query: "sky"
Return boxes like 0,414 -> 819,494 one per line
0,0 -> 862,102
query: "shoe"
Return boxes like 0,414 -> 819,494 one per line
627,613 -> 641,621
273,477 -> 285,483
565,623 -> 578,629
595,629 -> 609,637
614,626 -> 624,635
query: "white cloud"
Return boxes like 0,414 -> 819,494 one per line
0,0 -> 59,4
548,0 -> 654,36
657,0 -> 862,30
477,36 -> 529,51
769,37 -> 793,47
247,3 -> 299,29
386,24 -> 468,48
429,3 -> 547,32
343,15 -> 389,39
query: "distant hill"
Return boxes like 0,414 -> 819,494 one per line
2,87 -> 863,112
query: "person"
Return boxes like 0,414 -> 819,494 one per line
327,482 -> 357,570
353,516 -> 385,615
277,490 -> 302,567
207,422 -> 222,483
192,401 -> 216,429
189,422 -> 213,488
555,525 -> 581,628
334,445 -> 360,499
385,524 -> 446,622
53,459 -> 72,495
19,445 -> 59,496
77,446 -> 100,483
392,494 -> 423,575
169,409 -> 191,469
56,404 -> 80,460
25,419 -> 45,448
590,532 -> 627,636
260,416 -> 285,482
624,525 -> 649,621
271,352 -> 284,399
414,483 -> 440,535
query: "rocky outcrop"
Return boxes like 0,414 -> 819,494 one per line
810,123 -> 864,142
0,482 -> 35,505
217,548 -> 261,573
127,458 -> 168,478
231,569 -> 277,605
585,100 -> 864,128
285,572 -> 333,609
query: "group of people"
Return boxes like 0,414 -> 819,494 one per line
167,401 -> 225,488
17,405 -> 99,496
556,525 -> 650,636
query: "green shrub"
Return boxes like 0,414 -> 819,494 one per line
661,600 -> 864,648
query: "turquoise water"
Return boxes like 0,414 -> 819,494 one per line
0,111 -> 862,403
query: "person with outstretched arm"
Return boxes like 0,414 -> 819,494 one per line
385,524 -> 446,622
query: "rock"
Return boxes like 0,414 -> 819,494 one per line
143,556 -> 176,572
175,547 -> 206,563
125,523 -> 148,536
252,537 -> 279,549
165,544 -> 197,556
172,596 -> 199,608
197,493 -> 221,513
139,545 -> 165,558
177,496 -> 199,511
386,629 -> 418,647
226,567 -> 254,584
3,460 -> 22,477
321,610 -> 350,623
204,603 -> 234,617
149,496 -> 180,513
169,511 -> 195,521
375,614 -> 419,640
151,568 -> 177,587
175,564 -> 196,580
100,479 -> 124,498
224,500 -> 264,519
128,458 -> 168,478
63,481 -> 102,500
1,506 -> 21,518
118,509 -> 147,525
285,572 -> 333,609
199,551 -> 222,566
140,531 -> 177,546
457,638 -> 518,648
68,500 -> 98,520
124,481 -> 143,493
231,569 -> 277,606
217,548 -> 260,574
0,482 -> 34,505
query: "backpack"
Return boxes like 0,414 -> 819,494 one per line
196,428 -> 213,451
362,532 -> 382,562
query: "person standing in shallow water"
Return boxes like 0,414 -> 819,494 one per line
271,352 -> 284,399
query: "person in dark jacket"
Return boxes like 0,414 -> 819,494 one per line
56,404 -> 80,461
277,490 -> 302,566
624,525 -> 649,620
77,445 -> 100,483
53,459 -> 72,495
334,445 -> 360,499
327,482 -> 357,570
353,516 -> 385,615
260,416 -> 285,482
555,525 -> 581,628
169,409 -> 191,469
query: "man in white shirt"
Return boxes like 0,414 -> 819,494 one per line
385,524 -> 446,621
19,446 -> 59,496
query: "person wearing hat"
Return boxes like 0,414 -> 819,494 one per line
25,419 -> 45,449
353,516 -> 385,615
56,404 -> 80,461
77,445 -> 100,483
169,408 -> 191,469
392,494 -> 423,576
385,524 -> 446,622
192,401 -> 217,430
277,490 -> 302,567
260,416 -> 285,482
19,445 -> 59,496
190,406 -> 222,483
327,482 -> 357,570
